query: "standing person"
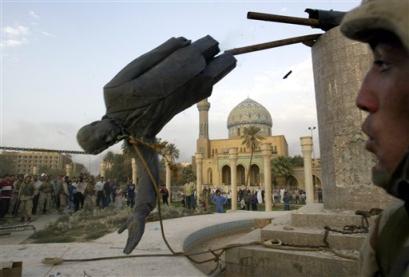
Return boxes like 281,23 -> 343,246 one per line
59,176 -> 69,212
84,176 -> 96,210
51,175 -> 61,210
227,190 -> 232,207
339,1 -> 409,275
251,192 -> 258,211
67,177 -> 75,211
126,181 -> 136,208
244,189 -> 251,211
38,174 -> 53,214
283,191 -> 290,211
95,176 -> 105,208
31,175 -> 42,215
256,188 -> 263,204
211,189 -> 227,213
70,177 -> 78,211
111,180 -> 117,204
19,175 -> 35,222
238,188 -> 244,202
75,176 -> 87,211
10,175 -> 23,216
279,187 -> 285,204
103,179 -> 112,207
300,190 -> 306,204
160,185 -> 169,206
0,175 -> 13,219
295,189 -> 300,204
184,181 -> 194,210
202,187 -> 210,211
240,197 -> 246,210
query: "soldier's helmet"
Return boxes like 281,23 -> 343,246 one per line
340,0 -> 409,52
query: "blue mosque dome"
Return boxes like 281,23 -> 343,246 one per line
227,98 -> 273,138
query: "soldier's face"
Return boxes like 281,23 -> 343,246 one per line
357,37 -> 409,177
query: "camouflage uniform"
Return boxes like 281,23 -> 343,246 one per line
341,0 -> 409,275
19,179 -> 35,221
38,180 -> 53,213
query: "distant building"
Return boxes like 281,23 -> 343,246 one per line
0,151 -> 73,175
194,98 -> 322,193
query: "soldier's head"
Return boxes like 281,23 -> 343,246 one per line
24,174 -> 32,183
40,173 -> 47,181
341,0 -> 409,188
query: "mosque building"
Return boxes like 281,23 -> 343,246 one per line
194,97 -> 322,193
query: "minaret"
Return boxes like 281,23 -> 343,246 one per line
196,99 -> 210,158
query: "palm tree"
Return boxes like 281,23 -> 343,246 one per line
163,143 -> 180,164
271,156 -> 295,188
241,126 -> 265,187
121,141 -> 133,158
103,151 -> 115,170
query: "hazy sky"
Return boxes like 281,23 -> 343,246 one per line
1,0 -> 360,174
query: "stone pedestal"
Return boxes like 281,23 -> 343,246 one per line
261,143 -> 272,211
229,148 -> 238,210
195,153 -> 203,206
300,137 -> 314,204
311,26 -> 397,210
32,166 -> 38,175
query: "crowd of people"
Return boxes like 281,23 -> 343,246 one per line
178,184 -> 316,213
0,172 -> 320,222
0,173 -> 141,223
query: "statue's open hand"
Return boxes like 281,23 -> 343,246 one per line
77,35 -> 236,154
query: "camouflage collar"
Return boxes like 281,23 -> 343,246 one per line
389,150 -> 409,204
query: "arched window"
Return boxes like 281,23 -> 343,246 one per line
250,164 -> 260,186
222,165 -> 231,185
237,165 -> 245,186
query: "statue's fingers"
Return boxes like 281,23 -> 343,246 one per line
104,37 -> 190,89
117,222 -> 128,234
201,53 -> 237,85
123,217 -> 146,254
191,35 -> 220,62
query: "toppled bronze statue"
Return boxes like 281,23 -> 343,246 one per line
77,35 -> 236,254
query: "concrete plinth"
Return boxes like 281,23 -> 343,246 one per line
311,26 -> 397,210
225,246 -> 359,277
224,204 -> 375,277
261,225 -> 365,251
